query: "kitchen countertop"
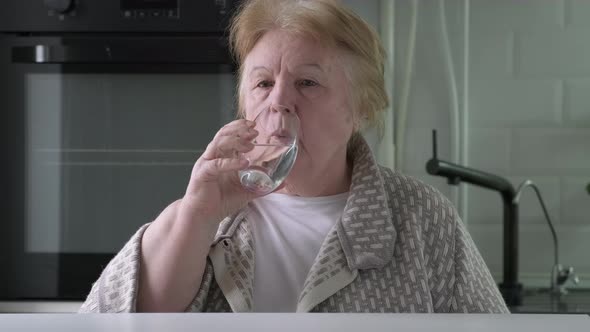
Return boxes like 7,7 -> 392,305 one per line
2,289 -> 590,315
511,289 -> 590,314
0,313 -> 588,332
2,289 -> 590,314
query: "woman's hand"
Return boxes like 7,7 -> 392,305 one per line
137,120 -> 260,312
182,119 -> 260,226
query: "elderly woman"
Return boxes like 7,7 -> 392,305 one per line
79,0 -> 508,313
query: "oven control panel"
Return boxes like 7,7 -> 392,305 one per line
43,0 -> 183,19
120,0 -> 180,19
0,0 -> 237,33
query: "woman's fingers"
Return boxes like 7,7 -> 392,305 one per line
217,119 -> 255,137
205,135 -> 254,160
188,155 -> 249,194
200,156 -> 250,179
201,120 -> 257,160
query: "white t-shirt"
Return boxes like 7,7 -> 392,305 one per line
249,192 -> 349,312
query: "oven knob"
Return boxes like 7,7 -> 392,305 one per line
44,0 -> 75,14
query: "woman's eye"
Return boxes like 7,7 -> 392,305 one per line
299,79 -> 318,87
256,80 -> 273,88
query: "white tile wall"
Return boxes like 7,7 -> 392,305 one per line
511,129 -> 590,174
562,177 -> 590,225
470,0 -> 564,30
565,79 -> 590,125
405,79 -> 455,129
395,0 -> 590,286
467,129 -> 511,173
567,0 -> 590,26
470,80 -> 562,127
469,27 -> 513,79
517,28 -> 590,77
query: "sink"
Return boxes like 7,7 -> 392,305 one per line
510,288 -> 590,314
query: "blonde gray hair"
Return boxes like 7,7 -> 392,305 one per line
229,0 -> 388,132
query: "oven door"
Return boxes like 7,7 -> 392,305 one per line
0,35 -> 236,300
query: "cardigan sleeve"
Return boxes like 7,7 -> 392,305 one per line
78,223 -> 214,313
448,216 -> 510,313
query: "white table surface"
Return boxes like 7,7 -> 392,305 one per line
0,313 -> 588,331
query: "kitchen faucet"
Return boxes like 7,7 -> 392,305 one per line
426,130 -> 522,306
551,265 -> 580,295
426,130 -> 580,306
513,180 -> 579,295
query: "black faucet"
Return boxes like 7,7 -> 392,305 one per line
425,130 -> 523,307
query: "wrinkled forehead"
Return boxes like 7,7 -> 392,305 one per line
242,30 -> 342,73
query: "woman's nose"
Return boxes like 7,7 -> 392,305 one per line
270,103 -> 292,115
268,81 -> 296,114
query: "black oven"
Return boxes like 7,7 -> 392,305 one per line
0,0 -> 239,300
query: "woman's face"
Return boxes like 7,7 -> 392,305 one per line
241,29 -> 355,193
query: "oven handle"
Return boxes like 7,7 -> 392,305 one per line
11,44 -> 232,64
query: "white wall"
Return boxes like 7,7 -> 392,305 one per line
394,0 -> 590,287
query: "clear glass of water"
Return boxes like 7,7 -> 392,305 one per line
239,107 -> 299,195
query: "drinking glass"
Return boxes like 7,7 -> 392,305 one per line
238,107 -> 299,194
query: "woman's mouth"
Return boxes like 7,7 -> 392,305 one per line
269,129 -> 295,145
